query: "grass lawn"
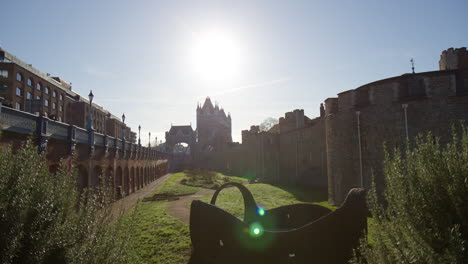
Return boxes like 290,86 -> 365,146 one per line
148,172 -> 200,197
124,201 -> 192,264
183,170 -> 246,189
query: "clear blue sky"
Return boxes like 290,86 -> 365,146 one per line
1,0 -> 467,143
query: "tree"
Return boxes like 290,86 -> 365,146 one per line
0,141 -> 133,264
351,126 -> 468,264
259,117 -> 279,132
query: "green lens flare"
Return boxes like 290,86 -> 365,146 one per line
257,206 -> 266,216
249,222 -> 264,238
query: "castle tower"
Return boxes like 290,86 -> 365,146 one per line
196,97 -> 232,152
439,47 -> 468,70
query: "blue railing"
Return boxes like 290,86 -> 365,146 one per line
0,105 -> 168,159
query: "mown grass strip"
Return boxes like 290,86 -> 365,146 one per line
183,171 -> 246,189
149,172 -> 199,197
124,201 -> 192,264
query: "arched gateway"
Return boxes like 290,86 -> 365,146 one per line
165,125 -> 197,172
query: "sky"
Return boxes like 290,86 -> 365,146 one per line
1,0 -> 467,144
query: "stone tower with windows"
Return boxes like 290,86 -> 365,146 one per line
196,97 -> 232,152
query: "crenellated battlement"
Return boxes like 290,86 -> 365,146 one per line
439,47 -> 468,70
278,109 -> 308,133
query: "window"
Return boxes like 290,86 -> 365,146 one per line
27,78 -> 33,86
36,95 -> 41,100
53,102 -> 56,110
52,90 -> 56,97
59,105 -> 63,111
27,92 -> 32,99
44,99 -> 49,107
15,102 -> 21,110
58,116 -> 62,122
16,87 -> 22,96
0,70 -> 8,78
45,87 -> 49,94
36,83 -> 42,91
16,72 -> 23,81
59,94 -> 63,100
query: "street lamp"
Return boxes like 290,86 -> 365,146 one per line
87,90 -> 94,130
148,132 -> 151,148
121,113 -> 126,141
138,125 -> 141,145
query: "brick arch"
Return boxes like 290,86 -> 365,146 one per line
49,163 -> 60,176
145,167 -> 149,184
116,166 -> 123,198
76,164 -> 88,192
93,165 -> 103,187
123,167 -> 129,196
130,167 -> 135,193
140,167 -> 144,188
135,167 -> 140,190
105,166 -> 114,189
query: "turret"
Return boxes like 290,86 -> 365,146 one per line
439,47 -> 468,70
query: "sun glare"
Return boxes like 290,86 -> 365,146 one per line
189,29 -> 242,82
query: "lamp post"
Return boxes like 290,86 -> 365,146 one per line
121,113 -> 126,141
148,132 -> 151,148
87,90 -> 94,130
138,125 -> 141,145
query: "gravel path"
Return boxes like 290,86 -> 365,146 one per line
111,173 -> 172,216
166,188 -> 215,224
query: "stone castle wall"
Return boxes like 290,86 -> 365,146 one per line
325,69 -> 468,204
193,48 -> 468,204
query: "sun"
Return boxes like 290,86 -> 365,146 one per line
189,29 -> 242,82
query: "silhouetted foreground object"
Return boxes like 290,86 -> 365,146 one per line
189,182 -> 367,264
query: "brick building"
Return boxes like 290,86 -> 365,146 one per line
0,48 -> 136,142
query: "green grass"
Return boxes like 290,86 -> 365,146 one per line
149,173 -> 199,197
149,171 -> 246,198
183,171 -> 246,189
124,201 -> 192,264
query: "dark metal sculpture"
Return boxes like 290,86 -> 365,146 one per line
189,182 -> 367,264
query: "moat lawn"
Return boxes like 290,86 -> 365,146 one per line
126,173 -> 371,264
125,200 -> 191,264
147,171 -> 245,198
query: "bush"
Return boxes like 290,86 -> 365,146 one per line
351,127 -> 468,264
0,141 -> 133,264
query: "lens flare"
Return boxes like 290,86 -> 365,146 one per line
249,222 -> 264,238
257,206 -> 266,216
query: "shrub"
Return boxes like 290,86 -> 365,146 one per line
351,127 -> 468,263
0,141 -> 133,264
